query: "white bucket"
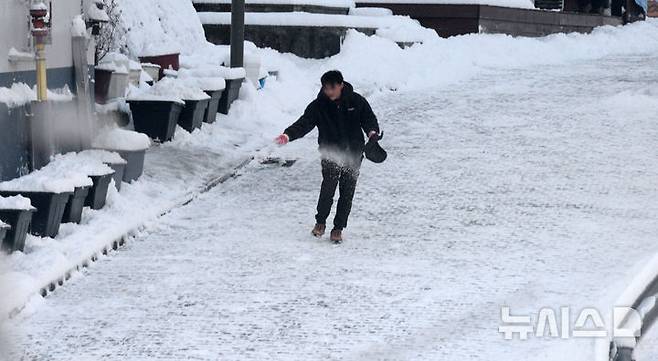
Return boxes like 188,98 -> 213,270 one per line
107,70 -> 129,100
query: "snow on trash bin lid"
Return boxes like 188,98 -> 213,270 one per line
79,149 -> 127,165
179,76 -> 226,92
150,77 -> 210,101
0,195 -> 35,211
50,152 -> 115,177
178,66 -> 245,81
127,77 -> 209,103
0,162 -> 92,193
92,128 -> 152,152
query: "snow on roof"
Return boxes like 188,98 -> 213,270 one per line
355,0 -> 535,9
92,128 -> 152,152
0,195 -> 34,211
193,0 -> 355,7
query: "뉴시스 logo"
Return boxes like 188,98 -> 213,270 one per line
498,305 -> 643,340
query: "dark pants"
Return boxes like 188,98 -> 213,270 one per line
315,158 -> 361,230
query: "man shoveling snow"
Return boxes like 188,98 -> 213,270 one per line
275,70 -> 384,244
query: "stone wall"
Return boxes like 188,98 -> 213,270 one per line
204,24 -> 375,59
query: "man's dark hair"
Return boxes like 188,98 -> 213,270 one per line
321,70 -> 344,87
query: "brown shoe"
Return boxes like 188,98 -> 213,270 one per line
311,223 -> 326,237
330,229 -> 343,244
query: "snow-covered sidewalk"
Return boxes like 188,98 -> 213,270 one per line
3,48 -> 658,360
0,75 -> 309,321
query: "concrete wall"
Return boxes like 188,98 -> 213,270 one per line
356,2 -> 622,37
0,0 -> 95,181
204,24 -> 376,59
0,103 -> 32,182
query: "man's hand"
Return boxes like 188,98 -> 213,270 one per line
368,131 -> 380,141
274,134 -> 290,145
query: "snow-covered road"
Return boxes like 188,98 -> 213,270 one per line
4,54 -> 658,360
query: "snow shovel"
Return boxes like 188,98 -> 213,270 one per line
258,143 -> 297,167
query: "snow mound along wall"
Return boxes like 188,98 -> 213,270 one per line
114,0 -> 210,57
356,0 -> 535,10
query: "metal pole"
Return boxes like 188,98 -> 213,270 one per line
230,0 -> 244,68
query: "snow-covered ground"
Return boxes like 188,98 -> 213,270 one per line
2,18 -> 658,361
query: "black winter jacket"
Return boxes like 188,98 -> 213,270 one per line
284,82 -> 380,158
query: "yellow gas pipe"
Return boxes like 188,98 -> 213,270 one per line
30,2 -> 49,102
35,43 -> 47,101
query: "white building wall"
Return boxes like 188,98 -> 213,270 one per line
0,0 -> 85,74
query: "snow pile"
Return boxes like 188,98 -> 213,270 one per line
193,0 -> 355,7
0,83 -> 75,108
297,21 -> 658,95
375,19 -> 439,42
114,0 -> 209,57
0,195 -> 34,211
356,0 -> 535,9
92,127 -> 151,152
0,83 -> 35,108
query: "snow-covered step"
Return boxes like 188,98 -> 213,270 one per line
193,0 -> 351,14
